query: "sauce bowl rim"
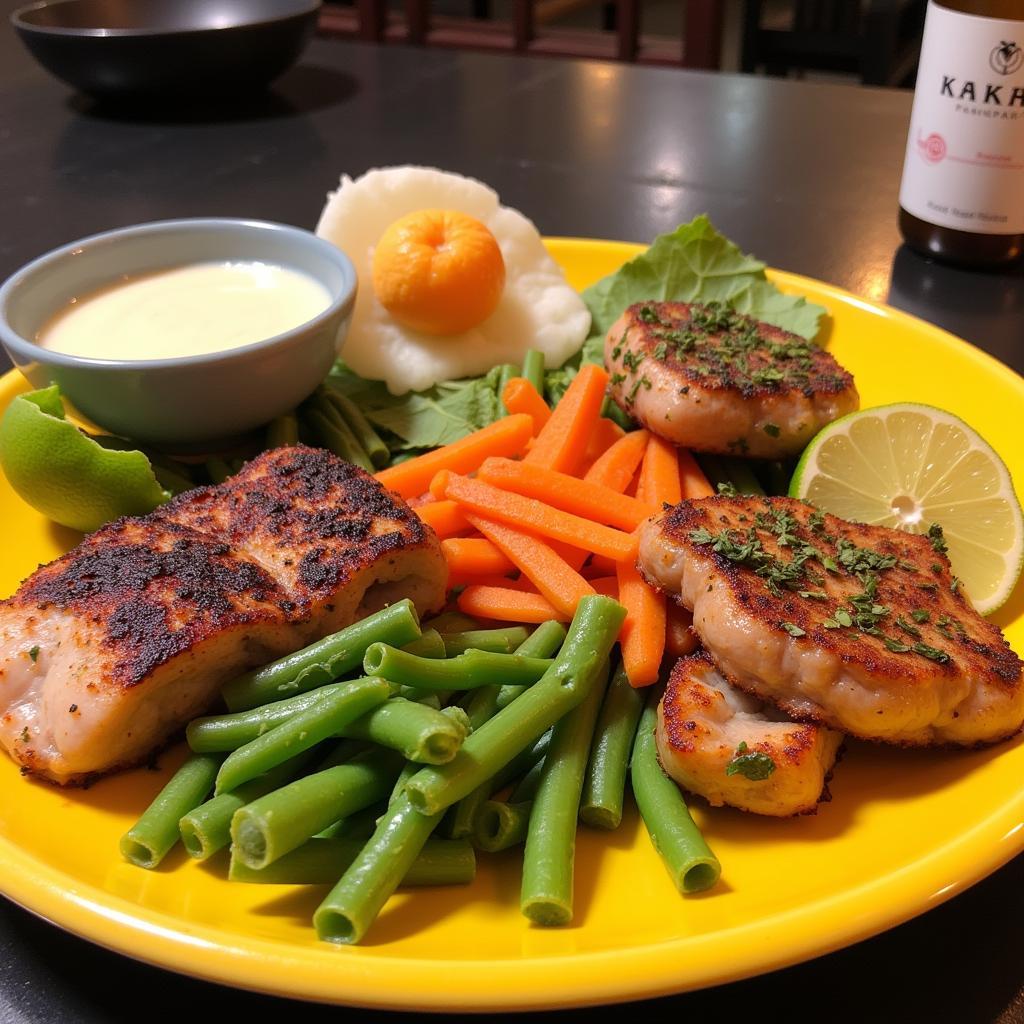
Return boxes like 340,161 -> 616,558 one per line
0,217 -> 357,371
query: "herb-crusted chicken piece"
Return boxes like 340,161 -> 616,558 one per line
638,496 -> 1024,746
657,651 -> 843,817
0,446 -> 446,785
604,301 -> 858,458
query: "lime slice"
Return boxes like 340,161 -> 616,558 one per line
0,385 -> 171,533
789,402 -> 1023,615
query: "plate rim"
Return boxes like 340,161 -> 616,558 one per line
1,236 -> 1023,1011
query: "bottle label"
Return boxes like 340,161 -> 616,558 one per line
899,2 -> 1024,235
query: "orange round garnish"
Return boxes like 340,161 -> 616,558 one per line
371,209 -> 506,336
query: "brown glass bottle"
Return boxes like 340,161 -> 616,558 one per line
898,0 -> 1024,268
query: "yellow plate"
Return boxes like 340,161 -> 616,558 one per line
1,238 -> 1023,1011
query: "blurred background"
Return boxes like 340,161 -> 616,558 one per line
317,0 -> 927,85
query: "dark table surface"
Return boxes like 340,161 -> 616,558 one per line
2,11 -> 1024,1024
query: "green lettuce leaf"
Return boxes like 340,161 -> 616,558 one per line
581,215 -> 826,342
325,363 -> 503,452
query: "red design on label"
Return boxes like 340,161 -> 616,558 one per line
917,131 -> 947,163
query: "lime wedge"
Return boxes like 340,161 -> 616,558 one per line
0,385 -> 171,533
789,403 -> 1023,615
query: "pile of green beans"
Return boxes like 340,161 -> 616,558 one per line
119,589 -> 722,946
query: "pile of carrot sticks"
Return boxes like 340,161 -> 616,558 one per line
375,364 -> 714,687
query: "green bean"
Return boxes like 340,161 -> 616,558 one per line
314,795 -> 443,943
440,627 -> 530,656
318,802 -> 386,840
307,408 -> 374,471
398,687 -> 441,708
521,658 -> 610,926
364,644 -> 553,691
191,689 -> 468,764
496,620 -> 567,708
343,699 -> 470,764
446,621 -> 563,837
231,746 -> 404,869
473,800 -> 532,853
401,628 -> 446,659
423,611 -> 479,633
447,729 -> 550,840
496,363 -> 518,415
231,833 -> 474,887
698,454 -> 766,497
389,761 -> 420,806
404,595 -> 625,817
600,396 -> 634,430
120,754 -> 221,868
323,390 -> 389,469
580,660 -> 644,830
266,412 -> 299,448
215,677 -> 391,794
221,601 -> 421,711
520,349 -> 546,395
205,457 -> 232,484
509,757 -> 544,802
631,693 -> 721,894
178,751 -> 312,861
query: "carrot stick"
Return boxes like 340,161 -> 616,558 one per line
444,474 -> 637,563
582,417 -> 626,468
666,604 -> 698,658
375,414 -> 534,499
584,430 -> 650,492
464,513 -> 593,619
616,556 -> 666,688
524,364 -> 609,475
415,500 -> 472,539
441,537 -> 515,577
588,576 -> 619,598
477,458 -> 657,532
458,585 -> 568,624
636,435 -> 682,508
502,377 -> 551,433
679,449 -> 715,499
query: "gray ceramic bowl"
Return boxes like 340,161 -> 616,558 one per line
0,218 -> 356,448
11,0 -> 320,99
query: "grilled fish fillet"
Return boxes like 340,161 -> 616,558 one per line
638,496 -> 1024,746
0,446 -> 446,784
604,301 -> 858,458
657,651 -> 843,816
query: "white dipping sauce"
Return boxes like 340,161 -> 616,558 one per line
37,261 -> 332,361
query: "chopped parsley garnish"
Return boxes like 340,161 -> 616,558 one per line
951,576 -> 961,595
20,728 -> 30,744
911,610 -> 930,623
836,539 -> 897,579
798,589 -> 828,600
883,637 -> 913,653
638,305 -> 661,323
781,622 -> 806,637
28,645 -> 40,663
913,642 -> 951,664
927,523 -> 948,555
716,482 -> 739,497
894,615 -> 922,639
725,741 -> 776,781
610,372 -> 627,386
808,509 -> 826,532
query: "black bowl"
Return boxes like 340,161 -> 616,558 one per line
11,0 -> 321,99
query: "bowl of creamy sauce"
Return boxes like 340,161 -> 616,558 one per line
0,218 -> 357,446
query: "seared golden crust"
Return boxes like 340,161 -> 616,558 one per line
605,302 -> 858,458
657,650 -> 843,816
612,302 -> 852,399
639,495 -> 1024,746
13,519 -> 289,691
0,446 -> 447,784
654,497 -> 1022,690
158,446 -> 433,608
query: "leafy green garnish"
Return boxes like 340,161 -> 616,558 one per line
28,646 -> 39,663
725,741 -> 776,781
580,215 -> 826,343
